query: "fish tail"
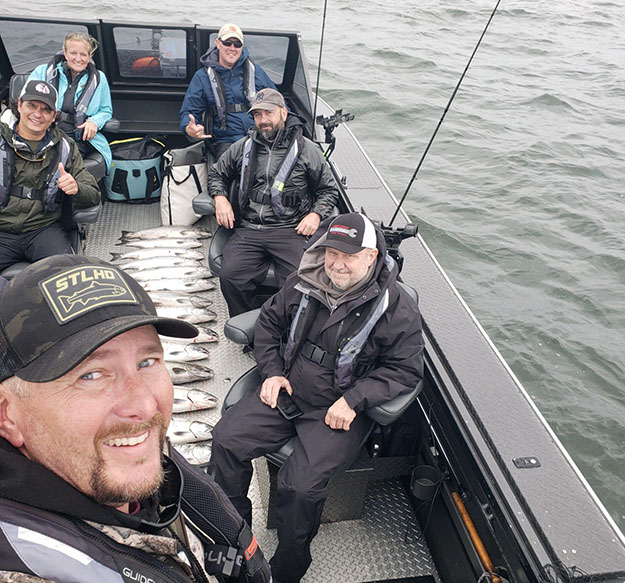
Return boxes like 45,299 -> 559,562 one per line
117,231 -> 132,244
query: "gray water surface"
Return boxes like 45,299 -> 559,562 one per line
7,0 -> 625,529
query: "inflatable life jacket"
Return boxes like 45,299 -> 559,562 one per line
237,126 -> 304,216
0,451 -> 271,583
46,53 -> 100,133
205,59 -> 256,131
0,135 -> 71,213
282,254 -> 395,392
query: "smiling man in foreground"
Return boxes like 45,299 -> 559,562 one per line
0,254 -> 271,583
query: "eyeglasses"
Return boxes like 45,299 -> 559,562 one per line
220,38 -> 243,48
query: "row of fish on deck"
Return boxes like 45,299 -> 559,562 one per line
110,225 -> 219,467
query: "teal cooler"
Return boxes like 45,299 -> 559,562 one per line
103,138 -> 166,203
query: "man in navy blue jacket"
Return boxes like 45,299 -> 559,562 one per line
179,23 -> 276,159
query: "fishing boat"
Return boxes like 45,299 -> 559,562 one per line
1,15 -> 624,583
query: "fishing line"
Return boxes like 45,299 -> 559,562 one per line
389,0 -> 503,226
312,0 -> 329,131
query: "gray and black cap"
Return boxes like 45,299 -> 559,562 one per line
0,254 -> 198,383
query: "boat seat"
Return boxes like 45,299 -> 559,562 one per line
9,73 -> 119,181
195,186 -> 340,291
0,200 -> 102,280
221,285 -> 423,524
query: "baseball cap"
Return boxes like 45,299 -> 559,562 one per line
248,88 -> 286,113
218,23 -> 244,44
19,80 -> 58,111
318,213 -> 378,254
0,255 -> 198,383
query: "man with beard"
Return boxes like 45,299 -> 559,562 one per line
180,23 -> 276,159
0,254 -> 271,583
209,213 -> 425,583
208,88 -> 339,316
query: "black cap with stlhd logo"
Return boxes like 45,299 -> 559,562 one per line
0,255 -> 197,383
318,213 -> 378,255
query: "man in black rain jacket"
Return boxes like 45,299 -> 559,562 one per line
0,254 -> 271,583
207,88 -> 339,316
209,213 -> 425,583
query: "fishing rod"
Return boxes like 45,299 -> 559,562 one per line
389,0 -> 503,226
312,0 -> 329,132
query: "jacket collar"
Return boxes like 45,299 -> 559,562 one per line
0,113 -> 61,155
0,437 -> 183,534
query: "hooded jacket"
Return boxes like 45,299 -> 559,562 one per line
0,116 -> 101,235
179,46 -> 276,144
254,228 -> 424,411
0,438 -> 271,583
207,114 -> 338,229
29,58 -> 114,169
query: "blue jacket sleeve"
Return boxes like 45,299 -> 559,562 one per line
179,69 -> 212,133
28,64 -> 46,82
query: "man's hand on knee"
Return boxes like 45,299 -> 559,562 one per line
295,212 -> 321,236
260,376 -> 293,408
214,195 -> 235,229
325,397 -> 356,431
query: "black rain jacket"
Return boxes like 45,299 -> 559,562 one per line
254,228 -> 425,411
207,114 -> 338,229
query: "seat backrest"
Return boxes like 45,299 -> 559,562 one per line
224,308 -> 261,345
9,73 -> 29,102
397,280 -> 419,305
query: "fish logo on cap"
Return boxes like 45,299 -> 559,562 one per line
39,265 -> 138,324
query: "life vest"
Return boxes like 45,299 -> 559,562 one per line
237,126 -> 304,216
0,451 -> 271,583
0,134 -> 71,213
205,59 -> 256,131
283,254 -> 395,392
46,53 -> 100,132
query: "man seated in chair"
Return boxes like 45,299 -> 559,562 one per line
207,88 -> 339,316
0,80 -> 100,272
209,213 -> 425,583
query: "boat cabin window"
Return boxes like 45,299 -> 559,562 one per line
113,27 -> 187,79
0,21 -> 90,74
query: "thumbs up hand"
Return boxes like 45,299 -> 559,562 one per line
185,113 -> 212,140
57,162 -> 78,195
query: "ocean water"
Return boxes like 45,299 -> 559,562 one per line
5,0 -> 624,530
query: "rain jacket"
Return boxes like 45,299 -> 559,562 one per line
0,438 -> 271,583
254,228 -> 425,411
208,114 -> 338,229
29,59 -> 113,169
0,116 -> 100,234
179,46 -> 276,144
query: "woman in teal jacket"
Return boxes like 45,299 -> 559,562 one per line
29,32 -> 113,170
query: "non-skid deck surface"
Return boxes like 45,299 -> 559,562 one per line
85,200 -> 440,583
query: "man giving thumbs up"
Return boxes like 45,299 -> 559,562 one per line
0,80 -> 100,273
